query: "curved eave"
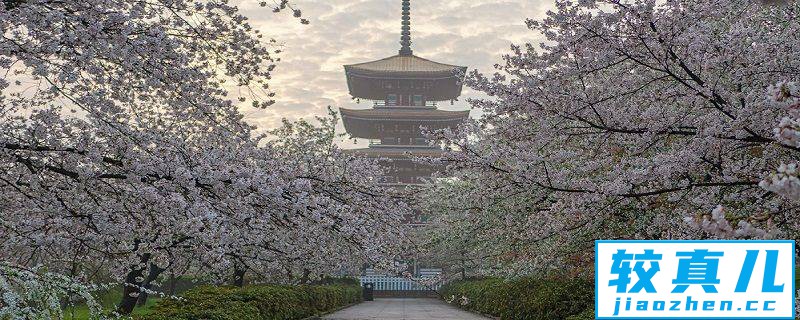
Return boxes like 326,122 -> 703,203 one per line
344,54 -> 466,75
343,55 -> 468,101
340,108 -> 470,121
339,108 -> 470,139
344,66 -> 468,79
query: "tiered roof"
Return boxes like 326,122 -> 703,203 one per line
343,0 -> 467,101
340,107 -> 470,139
345,55 -> 466,76
344,55 -> 467,101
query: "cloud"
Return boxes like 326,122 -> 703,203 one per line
235,0 -> 553,147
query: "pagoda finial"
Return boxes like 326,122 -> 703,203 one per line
399,0 -> 413,56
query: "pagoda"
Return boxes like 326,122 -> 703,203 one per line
341,0 -> 469,187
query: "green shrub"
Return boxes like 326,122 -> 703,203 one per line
565,308 -> 594,320
143,282 -> 361,320
439,276 -> 593,320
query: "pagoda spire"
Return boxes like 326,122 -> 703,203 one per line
399,0 -> 413,56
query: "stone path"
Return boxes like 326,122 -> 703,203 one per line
322,298 -> 491,320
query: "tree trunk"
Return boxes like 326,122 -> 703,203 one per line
117,267 -> 146,315
460,252 -> 466,280
231,264 -> 247,287
167,272 -> 177,296
117,253 -> 152,315
299,268 -> 311,284
137,264 -> 165,307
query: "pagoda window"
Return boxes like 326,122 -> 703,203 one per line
387,94 -> 398,106
413,95 -> 424,106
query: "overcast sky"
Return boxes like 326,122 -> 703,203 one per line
235,0 -> 553,147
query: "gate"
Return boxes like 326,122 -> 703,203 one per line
358,275 -> 442,291
358,268 -> 443,297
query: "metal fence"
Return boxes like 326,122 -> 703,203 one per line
358,275 -> 442,291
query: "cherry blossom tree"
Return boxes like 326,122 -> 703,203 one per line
425,0 -> 799,275
1,0 -> 408,316
190,112 -> 409,288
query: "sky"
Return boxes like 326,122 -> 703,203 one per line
235,0 -> 554,147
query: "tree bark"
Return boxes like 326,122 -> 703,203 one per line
231,264 -> 247,287
117,253 -> 152,315
299,268 -> 312,284
117,268 -> 146,315
137,264 -> 165,307
167,272 -> 177,296
460,251 -> 467,280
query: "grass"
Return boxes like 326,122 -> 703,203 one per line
62,287 -> 160,320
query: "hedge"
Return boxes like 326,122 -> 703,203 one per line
439,276 -> 594,320
565,308 -> 594,320
143,282 -> 361,320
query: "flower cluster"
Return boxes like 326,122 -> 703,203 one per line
0,263 -> 108,319
761,81 -> 800,201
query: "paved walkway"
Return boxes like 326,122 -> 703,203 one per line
322,298 -> 491,320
